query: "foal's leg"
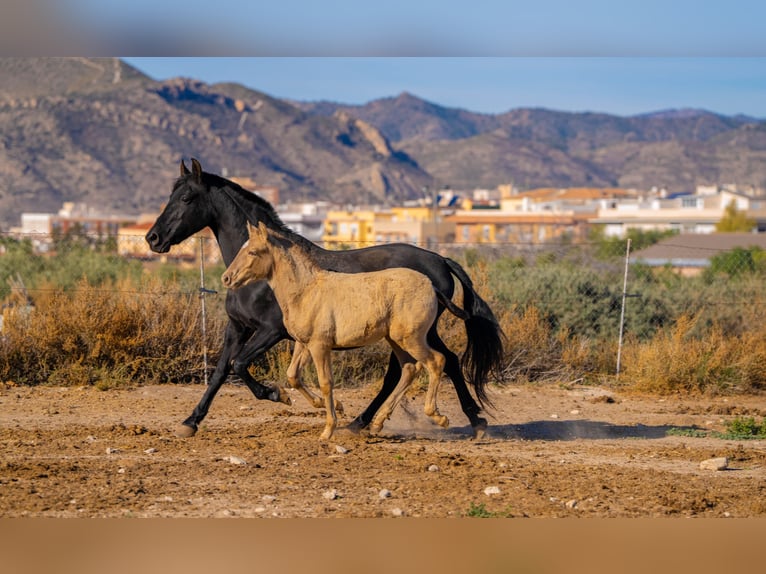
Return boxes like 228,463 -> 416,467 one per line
286,342 -> 344,414
369,342 -> 419,435
401,338 -> 449,428
369,362 -> 418,435
427,325 -> 487,436
346,351 -> 401,432
307,343 -> 338,440
421,349 -> 448,428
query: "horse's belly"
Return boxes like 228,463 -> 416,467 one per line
328,302 -> 387,347
333,319 -> 386,347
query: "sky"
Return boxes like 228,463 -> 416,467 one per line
122,57 -> 766,118
3,1 -> 766,117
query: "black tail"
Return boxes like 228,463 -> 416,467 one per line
444,258 -> 505,408
435,289 -> 469,321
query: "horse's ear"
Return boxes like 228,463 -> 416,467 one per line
180,159 -> 190,177
191,158 -> 203,183
246,221 -> 259,238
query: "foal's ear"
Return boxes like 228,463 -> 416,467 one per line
191,158 -> 203,183
180,159 -> 190,177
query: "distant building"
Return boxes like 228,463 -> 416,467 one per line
117,217 -> 220,263
632,232 -> 766,276
278,201 -> 329,242
17,202 -> 138,251
322,205 -> 455,248
445,187 -> 633,245
446,210 -> 592,244
590,187 -> 766,237
229,176 -> 279,206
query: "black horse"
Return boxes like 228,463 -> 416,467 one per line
145,158 -> 504,438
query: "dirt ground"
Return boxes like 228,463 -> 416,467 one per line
1,380 -> 765,518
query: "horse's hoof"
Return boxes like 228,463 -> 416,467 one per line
344,418 -> 365,435
368,422 -> 383,435
471,418 -> 488,440
436,415 -> 450,428
271,388 -> 292,405
319,428 -> 335,441
334,400 -> 345,416
175,424 -> 197,438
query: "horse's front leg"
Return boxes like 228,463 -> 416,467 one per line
287,342 -> 344,414
178,321 -> 250,437
307,343 -> 337,440
230,325 -> 293,406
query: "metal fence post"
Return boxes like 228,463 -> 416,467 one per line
616,238 -> 632,376
198,237 -> 210,385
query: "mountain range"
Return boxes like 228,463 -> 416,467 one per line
1,57 -> 765,229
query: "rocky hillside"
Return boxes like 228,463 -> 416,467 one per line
1,58 -> 765,229
298,93 -> 766,192
0,58 -> 432,228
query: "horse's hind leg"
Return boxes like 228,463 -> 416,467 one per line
369,361 -> 418,435
422,350 -> 448,428
286,342 -> 344,415
401,335 -> 449,429
428,326 -> 486,437
347,351 -> 401,432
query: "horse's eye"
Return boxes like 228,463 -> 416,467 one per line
181,194 -> 193,204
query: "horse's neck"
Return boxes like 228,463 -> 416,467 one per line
213,184 -> 294,266
267,245 -> 321,311
209,188 -> 250,266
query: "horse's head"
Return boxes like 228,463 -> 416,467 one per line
222,221 -> 273,289
145,158 -> 214,253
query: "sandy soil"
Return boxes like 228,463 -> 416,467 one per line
1,380 -> 765,518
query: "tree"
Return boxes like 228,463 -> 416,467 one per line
716,200 -> 756,232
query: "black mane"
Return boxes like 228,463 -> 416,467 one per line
200,171 -> 320,253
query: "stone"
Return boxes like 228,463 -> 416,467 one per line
322,489 -> 339,500
484,486 -> 501,496
378,489 -> 392,499
226,456 -> 247,466
699,457 -> 729,471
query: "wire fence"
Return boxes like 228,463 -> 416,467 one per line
2,230 -> 766,388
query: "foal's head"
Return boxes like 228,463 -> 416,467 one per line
221,221 -> 275,289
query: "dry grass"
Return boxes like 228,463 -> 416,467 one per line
619,315 -> 766,395
2,259 -> 765,397
0,276 -> 225,388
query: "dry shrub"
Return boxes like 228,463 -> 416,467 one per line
0,276 -> 225,387
620,315 -> 766,395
